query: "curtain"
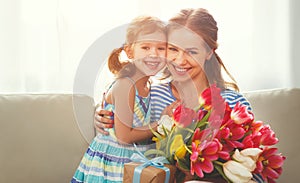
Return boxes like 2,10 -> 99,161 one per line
0,0 -> 294,101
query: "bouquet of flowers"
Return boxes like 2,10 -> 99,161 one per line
145,85 -> 285,183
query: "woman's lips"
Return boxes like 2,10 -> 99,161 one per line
171,64 -> 190,75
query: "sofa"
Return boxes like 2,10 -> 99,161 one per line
0,88 -> 299,183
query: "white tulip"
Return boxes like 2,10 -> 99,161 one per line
232,148 -> 262,171
240,148 -> 262,160
157,115 -> 175,134
223,160 -> 252,183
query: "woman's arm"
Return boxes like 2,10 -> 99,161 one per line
94,107 -> 114,135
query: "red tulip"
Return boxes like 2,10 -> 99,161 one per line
190,139 -> 223,177
199,84 -> 225,111
230,102 -> 254,125
255,147 -> 286,182
259,125 -> 279,146
244,124 -> 279,148
216,123 -> 246,152
173,104 -> 197,127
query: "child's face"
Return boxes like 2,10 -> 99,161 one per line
127,31 -> 167,76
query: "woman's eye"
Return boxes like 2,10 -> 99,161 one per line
158,47 -> 166,51
187,50 -> 198,55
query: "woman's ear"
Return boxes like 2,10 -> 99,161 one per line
206,49 -> 214,60
124,45 -> 133,59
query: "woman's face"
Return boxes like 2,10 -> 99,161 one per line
167,27 -> 212,82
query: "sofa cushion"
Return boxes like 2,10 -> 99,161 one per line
244,88 -> 300,182
0,94 -> 95,183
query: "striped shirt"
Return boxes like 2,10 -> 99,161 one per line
150,82 -> 252,122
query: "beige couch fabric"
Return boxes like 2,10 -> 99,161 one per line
0,89 -> 299,182
0,94 -> 94,183
244,88 -> 300,182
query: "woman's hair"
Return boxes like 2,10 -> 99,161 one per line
108,16 -> 166,78
168,8 -> 239,91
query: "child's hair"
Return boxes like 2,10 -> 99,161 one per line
108,16 -> 166,78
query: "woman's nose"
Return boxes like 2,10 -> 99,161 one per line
173,51 -> 187,65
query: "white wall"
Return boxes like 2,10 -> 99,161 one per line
0,0 -> 299,98
290,0 -> 300,87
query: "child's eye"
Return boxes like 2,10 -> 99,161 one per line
158,47 -> 166,51
141,46 -> 150,50
168,47 -> 178,52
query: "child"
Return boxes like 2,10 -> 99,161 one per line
71,16 -> 167,183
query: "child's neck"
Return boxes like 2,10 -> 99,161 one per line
130,73 -> 150,97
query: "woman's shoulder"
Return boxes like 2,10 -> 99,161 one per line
221,89 -> 252,110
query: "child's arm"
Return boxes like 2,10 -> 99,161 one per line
109,78 -> 158,144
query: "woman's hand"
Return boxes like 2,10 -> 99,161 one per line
94,106 -> 114,135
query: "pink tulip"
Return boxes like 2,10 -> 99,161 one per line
255,147 -> 286,182
198,84 -> 225,111
230,102 -> 254,125
190,139 -> 223,177
173,104 -> 197,127
259,125 -> 279,146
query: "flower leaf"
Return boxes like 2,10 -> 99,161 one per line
214,161 -> 232,183
149,124 -> 164,141
144,149 -> 166,158
177,157 -> 190,171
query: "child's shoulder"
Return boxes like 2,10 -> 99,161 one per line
104,78 -> 135,104
108,78 -> 136,94
110,77 -> 133,87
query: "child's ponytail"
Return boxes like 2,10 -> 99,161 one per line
108,47 -> 127,74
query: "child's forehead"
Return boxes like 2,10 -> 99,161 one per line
135,31 -> 166,43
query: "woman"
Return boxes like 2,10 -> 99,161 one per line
95,8 -> 263,182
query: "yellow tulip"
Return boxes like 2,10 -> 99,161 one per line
170,134 -> 186,160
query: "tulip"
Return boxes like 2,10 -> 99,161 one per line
157,115 -> 175,134
258,125 -> 278,146
170,134 -> 186,160
223,160 -> 253,183
190,139 -> 222,177
198,84 -> 224,111
230,102 -> 254,125
255,147 -> 285,182
232,148 -> 262,171
173,105 -> 197,127
215,124 -> 245,152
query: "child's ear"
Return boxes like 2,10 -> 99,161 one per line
206,49 -> 213,60
124,45 -> 133,59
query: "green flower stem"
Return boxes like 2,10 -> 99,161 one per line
214,161 -> 224,166
184,144 -> 192,154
